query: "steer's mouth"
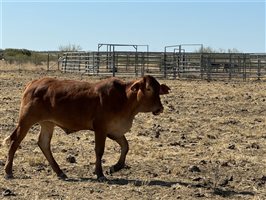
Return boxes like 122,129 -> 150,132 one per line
152,108 -> 163,116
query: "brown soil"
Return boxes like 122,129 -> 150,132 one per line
0,69 -> 265,199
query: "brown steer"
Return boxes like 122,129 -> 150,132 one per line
3,75 -> 170,181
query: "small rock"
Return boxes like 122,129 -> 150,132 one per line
66,155 -> 76,163
194,192 -> 205,197
199,160 -> 207,165
251,143 -> 260,149
0,160 -> 5,166
169,142 -> 179,146
61,149 -> 67,153
207,134 -> 216,139
254,118 -> 262,123
181,134 -> 186,140
261,175 -> 266,182
189,165 -> 201,173
219,179 -> 229,187
246,142 -> 260,149
219,176 -> 233,187
36,164 -> 46,172
221,161 -> 229,167
2,189 -> 15,197
255,176 -> 266,187
228,144 -> 235,150
155,130 -> 160,138
193,177 -> 202,181
257,175 -> 266,186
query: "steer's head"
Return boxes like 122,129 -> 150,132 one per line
130,75 -> 170,115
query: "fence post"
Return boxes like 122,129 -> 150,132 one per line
173,53 -> 177,79
243,54 -> 247,81
96,52 -> 100,75
126,54 -> 129,71
163,53 -> 167,78
141,52 -> 145,77
200,54 -> 203,80
135,52 -> 138,77
229,54 -> 232,80
207,55 -> 211,82
146,51 -> 149,76
78,53 -> 81,72
112,47 -> 116,77
64,54 -> 68,73
257,57 -> 261,80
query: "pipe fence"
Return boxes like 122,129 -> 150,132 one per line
60,52 -> 266,81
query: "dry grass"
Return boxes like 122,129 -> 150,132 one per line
0,68 -> 265,199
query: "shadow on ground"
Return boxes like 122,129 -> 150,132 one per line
65,177 -> 255,198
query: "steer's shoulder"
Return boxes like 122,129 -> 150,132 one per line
95,77 -> 126,94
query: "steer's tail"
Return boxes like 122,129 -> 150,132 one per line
2,127 -> 17,148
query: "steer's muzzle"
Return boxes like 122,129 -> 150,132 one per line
152,107 -> 164,115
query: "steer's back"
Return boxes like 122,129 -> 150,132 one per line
19,77 -> 129,132
20,78 -> 100,130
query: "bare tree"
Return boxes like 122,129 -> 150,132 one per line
195,46 -> 241,53
59,43 -> 82,52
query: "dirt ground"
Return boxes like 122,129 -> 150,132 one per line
0,68 -> 265,200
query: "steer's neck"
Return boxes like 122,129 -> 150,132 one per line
125,82 -> 141,117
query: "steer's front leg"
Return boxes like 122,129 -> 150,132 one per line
94,131 -> 107,182
108,135 -> 129,173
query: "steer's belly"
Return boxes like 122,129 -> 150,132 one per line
50,117 -> 94,133
107,118 -> 133,137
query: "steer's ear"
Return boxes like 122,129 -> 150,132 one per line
160,84 -> 170,95
130,81 -> 141,93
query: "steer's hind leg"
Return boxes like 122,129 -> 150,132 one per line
108,135 -> 129,173
94,131 -> 107,181
38,122 -> 67,179
4,123 -> 31,179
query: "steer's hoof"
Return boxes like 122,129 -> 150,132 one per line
97,176 -> 108,182
4,173 -> 14,179
109,164 -> 126,174
57,172 -> 68,180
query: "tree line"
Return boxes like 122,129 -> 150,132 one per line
0,44 -> 242,65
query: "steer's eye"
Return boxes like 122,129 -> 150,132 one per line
146,87 -> 152,92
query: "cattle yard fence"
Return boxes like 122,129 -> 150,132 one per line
60,51 -> 266,81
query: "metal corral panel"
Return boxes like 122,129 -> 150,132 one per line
60,52 -> 266,81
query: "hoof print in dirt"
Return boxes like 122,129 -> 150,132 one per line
66,155 -> 76,163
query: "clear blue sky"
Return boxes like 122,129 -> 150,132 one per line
0,0 -> 265,53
